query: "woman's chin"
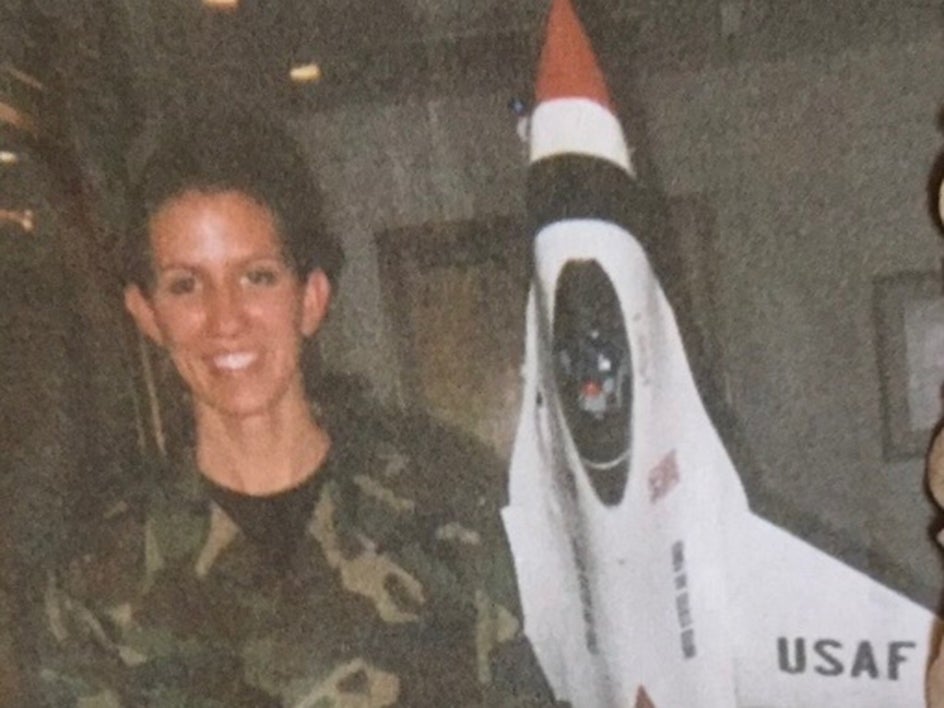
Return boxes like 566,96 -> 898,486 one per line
195,387 -> 292,422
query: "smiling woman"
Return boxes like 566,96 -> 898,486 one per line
125,189 -> 331,494
32,110 -> 557,706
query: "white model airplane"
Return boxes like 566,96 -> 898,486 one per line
501,1 -> 941,705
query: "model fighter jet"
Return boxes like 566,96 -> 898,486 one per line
501,1 -> 941,705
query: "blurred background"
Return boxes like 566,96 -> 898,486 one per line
3,3 -> 944,695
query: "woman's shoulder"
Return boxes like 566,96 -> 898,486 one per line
52,458 -> 208,595
319,373 -> 507,514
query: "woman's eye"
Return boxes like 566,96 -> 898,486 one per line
166,276 -> 196,295
245,268 -> 278,286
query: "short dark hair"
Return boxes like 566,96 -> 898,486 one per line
123,108 -> 343,290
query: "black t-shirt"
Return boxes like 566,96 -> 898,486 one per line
201,456 -> 332,567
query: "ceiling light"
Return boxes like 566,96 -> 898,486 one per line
0,101 -> 38,136
202,0 -> 239,10
290,63 -> 322,84
0,208 -> 34,233
0,150 -> 19,165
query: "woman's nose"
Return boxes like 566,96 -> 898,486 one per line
205,284 -> 247,336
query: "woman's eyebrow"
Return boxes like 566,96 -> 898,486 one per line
153,262 -> 198,273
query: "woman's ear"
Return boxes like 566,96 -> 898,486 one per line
301,270 -> 332,337
124,284 -> 165,346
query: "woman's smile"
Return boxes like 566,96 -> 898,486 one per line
209,350 -> 260,373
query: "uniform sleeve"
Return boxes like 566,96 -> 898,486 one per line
353,410 -> 566,706
36,569 -> 140,707
462,506 -> 566,706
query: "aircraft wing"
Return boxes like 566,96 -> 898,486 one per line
729,512 -> 937,707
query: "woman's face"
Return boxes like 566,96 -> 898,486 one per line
124,189 -> 330,421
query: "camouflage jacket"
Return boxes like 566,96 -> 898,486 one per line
36,397 -> 556,707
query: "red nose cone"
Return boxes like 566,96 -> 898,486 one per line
535,0 -> 614,111
634,685 -> 656,708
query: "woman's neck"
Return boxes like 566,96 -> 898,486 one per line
193,397 -> 331,496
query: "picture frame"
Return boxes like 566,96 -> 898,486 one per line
873,270 -> 944,461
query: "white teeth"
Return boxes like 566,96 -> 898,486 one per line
213,352 -> 257,371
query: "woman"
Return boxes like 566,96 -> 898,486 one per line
36,113 -> 555,706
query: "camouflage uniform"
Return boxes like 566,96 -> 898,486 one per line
36,389 -> 557,707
